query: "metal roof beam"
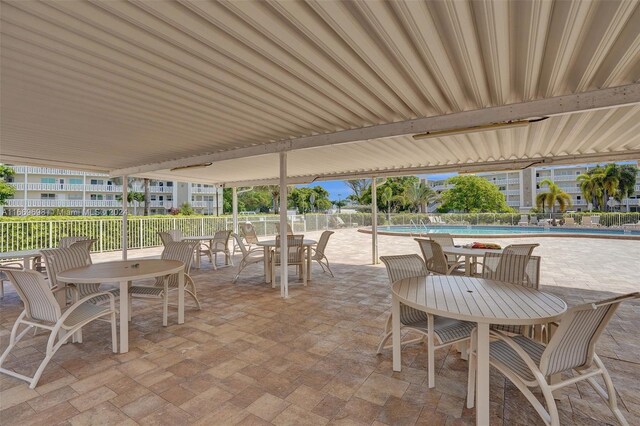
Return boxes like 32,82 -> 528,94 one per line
110,83 -> 640,176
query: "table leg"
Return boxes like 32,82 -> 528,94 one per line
475,323 -> 490,426
306,246 -> 312,283
392,294 -> 402,372
264,248 -> 271,284
119,280 -> 129,353
178,270 -> 185,324
465,256 -> 472,277
195,245 -> 201,269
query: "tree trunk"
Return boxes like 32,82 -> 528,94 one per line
143,179 -> 150,216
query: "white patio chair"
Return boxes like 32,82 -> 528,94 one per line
518,215 -> 529,226
271,235 -> 306,286
415,238 -> 465,275
310,230 -> 335,277
591,216 -> 601,227
467,292 -> 639,426
0,269 -> 117,389
377,254 -> 474,388
41,240 -> 117,305
200,230 -> 233,269
231,233 -> 264,283
158,231 -> 174,245
503,243 -> 539,256
235,222 -> 260,255
0,261 -> 23,299
483,253 -> 541,335
129,241 -> 200,326
426,233 -> 463,270
581,215 -> 593,226
168,229 -> 184,241
274,223 -> 294,235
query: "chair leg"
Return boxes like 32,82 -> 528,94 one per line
0,314 -> 29,367
128,294 -> 132,322
324,258 -> 334,278
588,355 -> 629,426
376,331 -> 393,354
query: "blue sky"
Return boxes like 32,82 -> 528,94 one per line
298,173 -> 457,200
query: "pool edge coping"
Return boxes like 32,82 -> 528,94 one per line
357,227 -> 640,240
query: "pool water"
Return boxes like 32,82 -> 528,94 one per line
376,225 -> 640,237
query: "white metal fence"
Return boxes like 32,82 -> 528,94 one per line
1,212 -> 639,253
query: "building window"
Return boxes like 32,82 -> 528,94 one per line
90,179 -> 104,185
69,178 -> 82,185
41,193 -> 55,199
68,194 -> 82,200
90,194 -> 103,200
167,182 -> 173,187
41,177 -> 56,184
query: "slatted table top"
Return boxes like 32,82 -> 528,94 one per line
392,275 -> 567,325
58,259 -> 184,283
442,246 -> 503,257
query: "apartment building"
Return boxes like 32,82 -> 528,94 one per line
3,165 -> 223,216
427,163 -> 640,212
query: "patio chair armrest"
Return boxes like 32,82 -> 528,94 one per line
0,262 -> 24,270
446,261 -> 465,274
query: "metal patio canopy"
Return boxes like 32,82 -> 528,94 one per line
1,0 -> 639,187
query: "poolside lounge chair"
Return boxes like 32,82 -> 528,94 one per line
231,233 -> 264,283
378,254 -> 473,388
467,292 -> 639,426
591,216 -> 601,227
329,216 -> 347,228
563,217 -> 576,226
581,215 -> 601,227
129,241 -> 201,326
518,215 -> 529,226
0,269 -> 117,388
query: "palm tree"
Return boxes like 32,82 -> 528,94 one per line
404,181 -> 438,213
577,173 -> 602,211
143,178 -> 150,216
380,185 -> 394,221
536,179 -> 572,214
601,164 -> 620,211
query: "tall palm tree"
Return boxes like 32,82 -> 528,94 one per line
536,179 -> 572,214
380,185 -> 394,221
404,181 -> 438,213
601,164 -> 620,211
143,178 -> 150,216
577,173 -> 602,211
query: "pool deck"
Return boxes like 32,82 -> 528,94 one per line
1,229 -> 639,425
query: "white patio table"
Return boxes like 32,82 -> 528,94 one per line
57,259 -> 184,353
391,275 -> 566,426
0,249 -> 42,270
442,246 -> 503,276
256,239 -> 316,284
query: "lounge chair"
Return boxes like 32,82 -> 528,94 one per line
129,241 -> 201,326
0,269 -> 117,388
591,216 -> 601,227
518,215 -> 529,226
377,254 -> 473,388
467,292 -> 639,426
563,217 -> 576,226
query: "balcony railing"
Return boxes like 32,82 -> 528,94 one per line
191,186 -> 219,194
10,166 -> 107,176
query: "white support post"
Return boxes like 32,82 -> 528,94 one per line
232,187 -> 238,235
279,152 -> 288,298
371,176 -> 378,264
122,176 -> 128,261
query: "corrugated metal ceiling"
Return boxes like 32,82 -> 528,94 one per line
1,0 -> 639,182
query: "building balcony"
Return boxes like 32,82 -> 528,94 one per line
10,166 -> 104,176
191,186 -> 219,194
504,190 -> 520,196
130,185 -> 173,193
507,201 -> 520,207
11,183 -> 124,192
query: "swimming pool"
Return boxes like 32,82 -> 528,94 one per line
359,225 -> 640,239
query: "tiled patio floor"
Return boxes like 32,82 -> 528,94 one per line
1,229 -> 639,425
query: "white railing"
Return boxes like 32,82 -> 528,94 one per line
130,185 -> 173,193
191,186 -> 219,194
11,183 -> 126,192
85,184 -> 123,192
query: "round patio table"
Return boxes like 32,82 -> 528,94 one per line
391,275 -> 566,426
57,259 -> 184,353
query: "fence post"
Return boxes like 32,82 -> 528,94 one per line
201,217 -> 204,235
99,220 -> 104,252
139,218 -> 144,249
49,222 -> 53,248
